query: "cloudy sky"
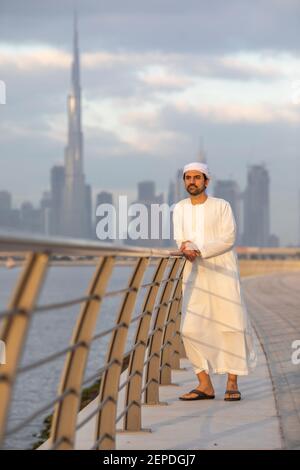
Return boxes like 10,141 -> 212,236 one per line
0,0 -> 300,245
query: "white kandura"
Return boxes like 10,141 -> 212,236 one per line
173,195 -> 258,376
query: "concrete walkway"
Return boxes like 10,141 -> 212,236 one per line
242,272 -> 300,450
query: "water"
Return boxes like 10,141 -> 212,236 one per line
0,263 -> 157,449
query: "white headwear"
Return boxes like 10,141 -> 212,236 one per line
183,162 -> 211,178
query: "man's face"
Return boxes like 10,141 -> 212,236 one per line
184,170 -> 208,196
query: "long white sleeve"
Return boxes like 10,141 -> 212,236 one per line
197,202 -> 236,259
172,203 -> 184,249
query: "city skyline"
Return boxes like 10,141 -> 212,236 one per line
0,1 -> 299,245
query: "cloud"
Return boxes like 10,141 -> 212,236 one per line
0,45 -> 69,70
1,0 -> 300,55
138,66 -> 192,90
172,101 -> 300,124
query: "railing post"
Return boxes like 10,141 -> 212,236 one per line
123,258 -> 169,432
94,257 -> 149,450
160,260 -> 185,384
144,257 -> 183,405
170,290 -> 187,367
0,252 -> 49,445
49,256 -> 115,450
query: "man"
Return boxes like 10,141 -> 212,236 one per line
173,162 -> 257,401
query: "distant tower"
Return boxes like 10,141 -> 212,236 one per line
62,11 -> 89,238
50,165 -> 65,236
175,168 -> 187,202
197,137 -> 207,163
125,181 -> 164,248
214,179 -> 242,244
243,164 -> 270,247
94,191 -> 114,241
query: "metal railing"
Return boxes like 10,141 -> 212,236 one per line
0,231 -> 186,450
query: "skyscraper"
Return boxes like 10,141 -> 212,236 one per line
62,12 -> 90,238
213,179 -> 242,244
0,191 -> 20,231
197,138 -> 207,163
95,191 -> 114,242
243,164 -> 270,247
50,165 -> 65,236
125,181 -> 165,247
175,168 -> 187,202
40,191 -> 52,235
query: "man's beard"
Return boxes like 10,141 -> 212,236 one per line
187,184 -> 206,196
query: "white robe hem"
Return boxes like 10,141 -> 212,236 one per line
193,367 -> 254,376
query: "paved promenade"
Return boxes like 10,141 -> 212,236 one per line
242,272 -> 300,450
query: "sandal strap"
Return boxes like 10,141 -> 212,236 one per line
225,389 -> 241,394
190,389 -> 204,394
190,389 -> 214,397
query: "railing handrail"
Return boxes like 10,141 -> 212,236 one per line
0,230 -> 180,258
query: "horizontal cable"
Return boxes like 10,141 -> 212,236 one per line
118,369 -> 142,392
75,395 -> 115,432
115,399 -> 140,424
137,280 -> 160,289
34,295 -> 99,314
90,321 -> 128,343
5,388 -> 77,437
81,357 -> 122,387
104,286 -> 138,298
50,435 -> 73,451
130,309 -> 151,324
90,432 -> 115,450
143,350 -> 159,367
17,340 -> 88,375
160,340 -> 172,354
159,362 -> 172,373
141,377 -> 157,394
0,281 -> 182,321
147,325 -> 163,342
0,307 -> 26,321
139,275 -> 181,290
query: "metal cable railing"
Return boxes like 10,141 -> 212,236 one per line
0,231 -> 186,450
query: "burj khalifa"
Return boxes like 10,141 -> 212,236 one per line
62,12 -> 91,239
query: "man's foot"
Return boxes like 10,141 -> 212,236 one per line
179,385 -> 215,400
224,380 -> 241,400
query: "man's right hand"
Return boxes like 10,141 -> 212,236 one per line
180,241 -> 200,262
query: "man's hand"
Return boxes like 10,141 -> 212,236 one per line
183,249 -> 199,262
179,241 -> 190,252
180,241 -> 201,262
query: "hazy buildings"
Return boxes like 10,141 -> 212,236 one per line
166,155 -> 280,248
213,179 -> 242,244
94,191 -> 114,241
242,164 -> 277,246
40,191 -> 52,235
20,202 -> 43,234
49,165 -> 65,236
125,181 -> 165,247
0,191 -> 20,231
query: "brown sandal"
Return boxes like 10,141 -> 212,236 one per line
179,389 -> 215,401
224,389 -> 241,401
